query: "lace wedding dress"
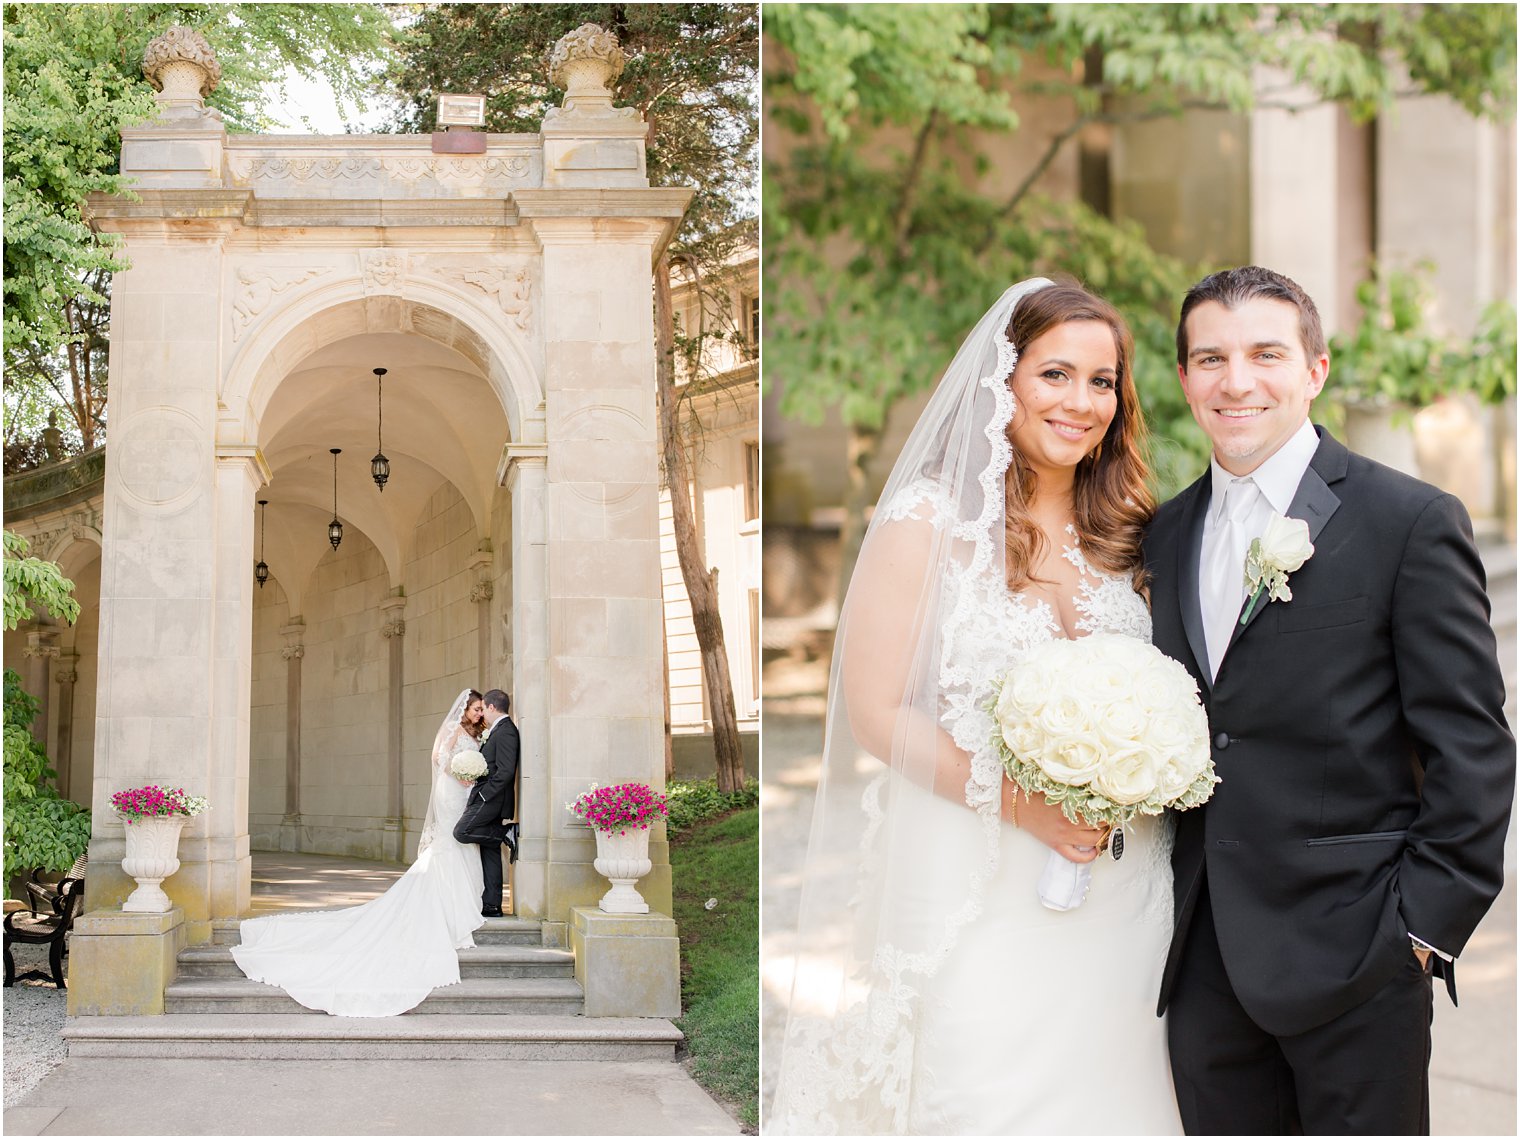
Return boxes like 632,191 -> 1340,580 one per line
231,696 -> 486,1017
771,279 -> 1181,1135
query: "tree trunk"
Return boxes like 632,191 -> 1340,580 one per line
661,614 -> 675,782
653,252 -> 746,792
835,422 -> 882,610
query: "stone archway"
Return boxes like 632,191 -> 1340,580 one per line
237,296 -> 521,874
67,24 -> 692,1015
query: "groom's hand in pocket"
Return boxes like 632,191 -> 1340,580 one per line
1011,789 -> 1106,862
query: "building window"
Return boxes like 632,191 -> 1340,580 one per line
744,294 -> 760,360
749,589 -> 761,703
744,441 -> 759,522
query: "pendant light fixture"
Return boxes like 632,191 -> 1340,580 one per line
328,448 -> 343,550
370,367 -> 390,491
255,498 -> 270,588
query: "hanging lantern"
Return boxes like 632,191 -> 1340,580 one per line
328,448 -> 343,550
371,367 -> 390,491
254,498 -> 270,588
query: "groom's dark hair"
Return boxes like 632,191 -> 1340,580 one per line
1176,265 -> 1327,366
483,689 -> 510,714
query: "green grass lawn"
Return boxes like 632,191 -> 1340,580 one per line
671,803 -> 759,1129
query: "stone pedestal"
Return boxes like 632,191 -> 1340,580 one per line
569,906 -> 680,1018
66,908 -> 187,1016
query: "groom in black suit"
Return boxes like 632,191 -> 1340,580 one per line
1144,266 -> 1513,1134
453,688 -> 518,917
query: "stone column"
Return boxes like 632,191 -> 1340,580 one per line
1248,68 -> 1342,332
81,26 -> 240,947
502,446 -> 547,918
510,203 -> 689,927
205,447 -> 267,926
53,651 -> 80,800
22,629 -> 60,750
279,619 -> 305,851
510,24 -> 693,934
380,596 -> 407,862
1379,89 -> 1508,530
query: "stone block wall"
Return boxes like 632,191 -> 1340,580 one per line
246,481 -> 504,862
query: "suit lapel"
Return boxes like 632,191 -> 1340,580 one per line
1229,428 -> 1345,646
1175,476 -> 1213,693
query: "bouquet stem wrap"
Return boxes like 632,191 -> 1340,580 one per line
1038,850 -> 1092,911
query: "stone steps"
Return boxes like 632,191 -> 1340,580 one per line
61,1014 -> 682,1061
163,976 -> 585,1016
209,915 -> 545,948
178,943 -> 575,981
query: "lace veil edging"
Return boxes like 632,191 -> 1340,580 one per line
770,279 -> 1054,1134
418,688 -> 473,856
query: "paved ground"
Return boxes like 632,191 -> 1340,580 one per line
4,1057 -> 736,1136
759,652 -> 1518,1134
4,852 -> 737,1136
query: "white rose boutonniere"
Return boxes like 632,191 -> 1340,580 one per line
1240,512 -> 1314,625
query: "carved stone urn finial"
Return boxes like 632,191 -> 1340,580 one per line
546,23 -> 628,117
142,26 -> 222,119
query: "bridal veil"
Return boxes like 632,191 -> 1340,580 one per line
770,280 -> 1059,1133
419,687 -> 474,855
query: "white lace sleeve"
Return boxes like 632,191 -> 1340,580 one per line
434,726 -> 464,768
878,477 -> 956,529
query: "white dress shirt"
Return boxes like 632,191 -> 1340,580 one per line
1198,419 -> 1320,679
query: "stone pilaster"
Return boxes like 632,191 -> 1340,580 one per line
53,651 -> 80,800
513,186 -> 691,926
380,595 -> 407,862
1248,66 -> 1343,332
279,618 -> 305,851
203,447 -> 270,933
502,445 -> 547,919
468,548 -> 494,684
22,630 -> 60,750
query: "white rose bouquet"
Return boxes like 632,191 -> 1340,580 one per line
450,750 -> 487,781
991,633 -> 1218,911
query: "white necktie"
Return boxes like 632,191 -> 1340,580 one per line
1202,477 -> 1259,680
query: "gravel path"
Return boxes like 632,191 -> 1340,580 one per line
3,942 -> 69,1108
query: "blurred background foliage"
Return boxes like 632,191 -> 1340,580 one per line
763,3 -> 1516,584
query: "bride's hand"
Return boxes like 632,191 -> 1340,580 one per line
1009,788 -> 1105,863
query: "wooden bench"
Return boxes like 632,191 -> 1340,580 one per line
25,854 -> 86,915
5,866 -> 85,989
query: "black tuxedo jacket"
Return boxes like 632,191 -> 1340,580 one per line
466,715 -> 518,833
1144,428 -> 1513,1037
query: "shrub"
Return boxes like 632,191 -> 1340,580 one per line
666,778 -> 760,838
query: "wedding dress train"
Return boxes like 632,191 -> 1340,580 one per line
230,717 -> 485,1017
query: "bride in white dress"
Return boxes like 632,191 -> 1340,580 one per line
231,688 -> 487,1016
770,280 -> 1183,1134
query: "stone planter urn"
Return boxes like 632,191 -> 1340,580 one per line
593,828 -> 653,914
120,816 -> 189,913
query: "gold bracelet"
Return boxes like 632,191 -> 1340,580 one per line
1010,787 -> 1020,828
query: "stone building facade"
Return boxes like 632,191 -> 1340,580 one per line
6,25 -> 696,1009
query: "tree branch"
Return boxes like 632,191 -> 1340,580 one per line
892,107 -> 940,262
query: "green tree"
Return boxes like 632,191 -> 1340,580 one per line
3,531 -> 89,883
389,3 -> 759,791
764,2 -> 1517,596
2,3 -> 392,467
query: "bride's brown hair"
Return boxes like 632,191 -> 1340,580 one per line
1002,282 -> 1156,592
460,689 -> 485,740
